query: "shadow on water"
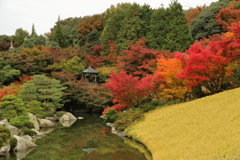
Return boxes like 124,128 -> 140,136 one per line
4,113 -> 152,160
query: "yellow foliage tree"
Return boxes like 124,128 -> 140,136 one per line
157,57 -> 191,100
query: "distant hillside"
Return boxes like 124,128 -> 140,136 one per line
127,88 -> 240,160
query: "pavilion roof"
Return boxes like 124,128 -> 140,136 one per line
82,66 -> 99,74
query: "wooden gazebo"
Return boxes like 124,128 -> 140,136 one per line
82,66 -> 99,84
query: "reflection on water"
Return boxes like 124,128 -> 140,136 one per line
13,113 -> 149,160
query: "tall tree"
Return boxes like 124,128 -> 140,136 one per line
216,1 -> 240,31
30,23 -> 37,37
105,70 -> 154,108
78,14 -> 103,46
52,16 -> 67,48
190,0 -> 229,40
147,6 -> 170,50
185,5 -> 206,27
162,1 -> 193,52
116,3 -> 144,51
15,28 -> 29,47
100,3 -> 131,54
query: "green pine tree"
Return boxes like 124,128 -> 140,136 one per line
30,23 -> 37,37
147,5 -> 168,50
190,0 -> 229,40
18,75 -> 66,111
116,3 -> 144,51
162,1 -> 193,52
52,16 -> 67,48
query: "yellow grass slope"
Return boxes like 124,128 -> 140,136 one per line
126,88 -> 240,160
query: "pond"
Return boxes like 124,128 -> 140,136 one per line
6,113 -> 152,160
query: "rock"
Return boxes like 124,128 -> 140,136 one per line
117,131 -> 126,139
31,129 -> 40,134
111,127 -> 117,134
31,129 -> 45,139
59,114 -> 69,122
100,115 -> 106,119
60,119 -> 76,127
0,119 -> 9,127
106,123 -> 113,127
38,119 -> 56,128
7,125 -> 18,136
14,147 -> 35,160
65,112 -> 77,120
21,135 -> 32,142
39,127 -> 55,134
77,117 -> 84,120
28,113 -> 40,131
45,117 -> 56,122
0,145 -> 10,156
59,112 -> 76,122
13,135 -> 37,152
0,119 -> 18,136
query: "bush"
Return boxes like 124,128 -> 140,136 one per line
105,109 -> 118,123
0,126 -> 10,138
10,137 -> 17,151
23,129 -> 37,136
37,111 -> 55,118
113,110 -> 144,131
0,138 -> 3,148
0,133 -> 9,143
9,116 -> 34,129
9,121 -> 24,128
56,111 -> 66,118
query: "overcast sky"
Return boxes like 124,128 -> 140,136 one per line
0,0 -> 218,36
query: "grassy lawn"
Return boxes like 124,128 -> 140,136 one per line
126,88 -> 240,160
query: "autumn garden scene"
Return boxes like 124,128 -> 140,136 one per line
0,0 -> 240,159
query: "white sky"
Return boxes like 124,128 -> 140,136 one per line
0,0 -> 218,36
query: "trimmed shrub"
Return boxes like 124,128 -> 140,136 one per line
9,116 -> 34,129
37,111 -> 55,118
0,126 -> 10,138
10,137 -> 17,151
0,138 -> 3,148
23,129 -> 37,136
0,133 -> 9,143
56,111 -> 66,118
113,110 -> 144,131
105,109 -> 118,123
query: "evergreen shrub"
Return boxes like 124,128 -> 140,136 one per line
23,129 -> 37,136
113,110 -> 144,131
56,111 -> 66,118
9,116 -> 34,129
0,133 -> 9,142
10,137 -> 17,151
105,109 -> 118,123
0,126 -> 10,138
0,138 -> 3,148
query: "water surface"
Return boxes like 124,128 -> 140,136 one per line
18,113 -> 148,160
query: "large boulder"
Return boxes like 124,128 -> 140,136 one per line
14,147 -> 35,160
13,135 -> 37,152
60,119 -> 76,127
7,125 -> 18,136
0,145 -> 10,156
38,119 -> 56,128
59,114 -> 69,122
0,119 -> 18,136
21,135 -> 32,142
28,113 -> 40,130
45,117 -> 56,122
59,112 -> 76,122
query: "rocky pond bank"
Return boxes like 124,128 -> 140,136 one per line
0,112 -> 81,159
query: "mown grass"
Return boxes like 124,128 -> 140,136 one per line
126,88 -> 240,160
